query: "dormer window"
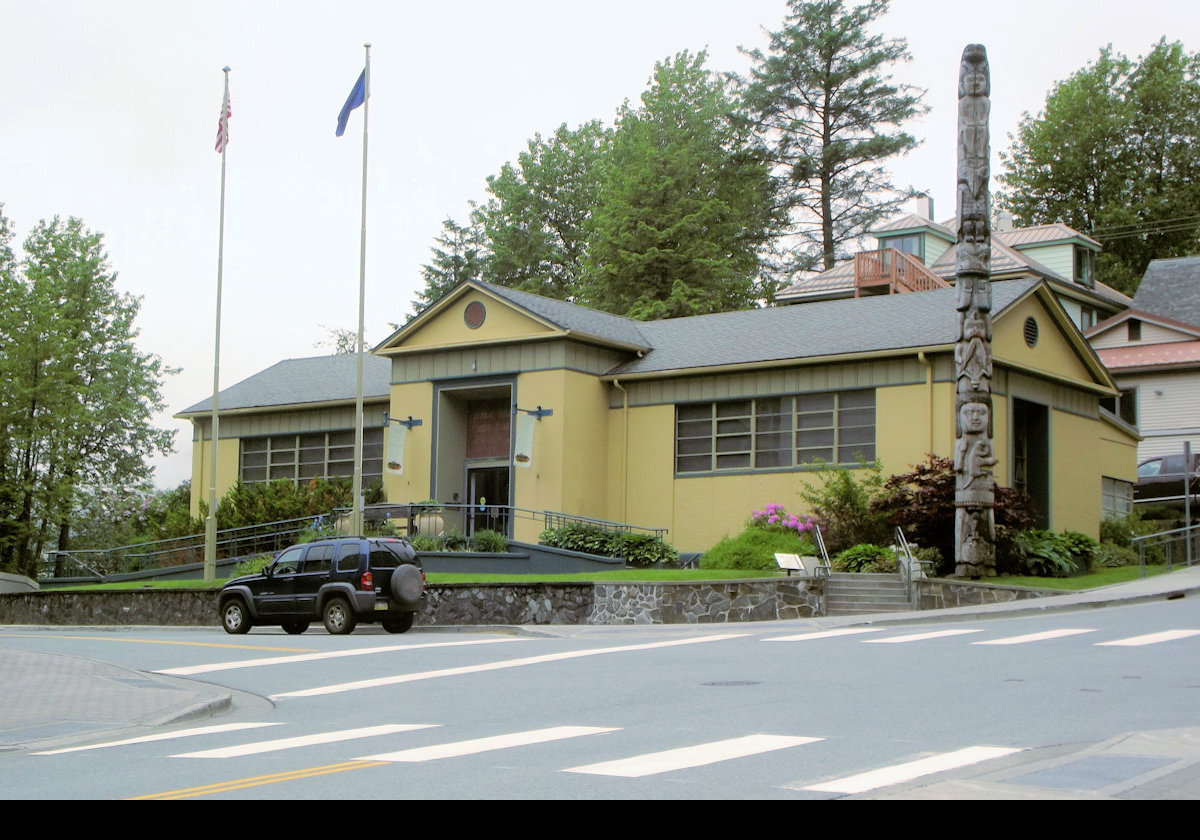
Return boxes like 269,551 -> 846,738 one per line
879,233 -> 923,262
1128,318 -> 1142,341
1074,246 -> 1095,288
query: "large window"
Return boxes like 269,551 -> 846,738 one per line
240,428 -> 384,487
675,391 -> 875,474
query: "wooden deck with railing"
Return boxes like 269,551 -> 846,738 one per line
854,248 -> 949,296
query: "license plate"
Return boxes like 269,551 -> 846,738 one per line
374,601 -> 389,611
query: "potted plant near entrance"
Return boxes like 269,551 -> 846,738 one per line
413,500 -> 444,537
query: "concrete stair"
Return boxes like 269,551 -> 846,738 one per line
825,572 -> 913,616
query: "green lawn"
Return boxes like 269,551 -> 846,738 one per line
993,564 -> 1170,590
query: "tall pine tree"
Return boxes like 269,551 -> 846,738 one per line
738,0 -> 927,273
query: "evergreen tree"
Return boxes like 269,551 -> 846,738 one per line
999,39 -> 1200,294
738,0 -> 927,272
413,211 -> 488,310
586,50 -> 778,319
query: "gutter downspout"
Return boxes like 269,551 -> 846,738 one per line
918,351 -> 933,455
613,379 -> 629,523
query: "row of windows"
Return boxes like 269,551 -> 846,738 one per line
675,390 -> 875,474
240,428 -> 384,486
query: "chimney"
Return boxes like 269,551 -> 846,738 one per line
913,193 -> 934,220
996,211 -> 1014,232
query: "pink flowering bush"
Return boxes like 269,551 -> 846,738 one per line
749,504 -> 816,538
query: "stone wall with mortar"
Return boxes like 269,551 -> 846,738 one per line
0,578 -> 824,627
915,578 -> 1056,610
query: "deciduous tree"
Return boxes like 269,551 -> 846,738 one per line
998,40 -> 1200,294
0,211 -> 175,578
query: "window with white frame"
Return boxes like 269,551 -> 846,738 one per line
1102,476 -> 1133,519
675,390 -> 875,474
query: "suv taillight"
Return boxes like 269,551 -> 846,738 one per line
360,571 -> 374,591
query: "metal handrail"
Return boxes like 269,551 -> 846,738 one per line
810,525 -> 833,578
1131,522 -> 1200,573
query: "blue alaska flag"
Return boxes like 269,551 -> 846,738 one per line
336,70 -> 366,137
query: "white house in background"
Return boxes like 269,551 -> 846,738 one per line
1086,256 -> 1200,467
1087,309 -> 1200,463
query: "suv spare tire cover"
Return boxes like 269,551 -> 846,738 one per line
390,564 -> 423,603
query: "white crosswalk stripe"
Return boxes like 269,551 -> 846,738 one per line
971,629 -> 1096,645
157,638 -> 524,676
798,746 -> 1023,794
358,726 -> 618,762
31,723 -> 282,756
762,628 -> 885,642
862,628 -> 984,644
564,734 -> 822,777
1096,629 -> 1200,647
171,724 -> 438,758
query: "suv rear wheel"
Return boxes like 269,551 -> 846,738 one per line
221,598 -> 252,635
322,597 -> 357,635
381,612 -> 415,634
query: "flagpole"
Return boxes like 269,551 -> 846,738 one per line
205,65 -> 231,583
351,44 -> 371,536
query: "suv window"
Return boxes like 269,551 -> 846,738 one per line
369,547 -> 399,569
336,542 -> 361,573
274,547 -> 303,575
304,544 -> 333,573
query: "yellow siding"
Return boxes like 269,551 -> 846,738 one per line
994,295 -> 1096,386
384,381 -> 435,505
673,472 -> 814,553
397,291 -> 558,351
188,436 -> 240,516
618,404 -> 677,541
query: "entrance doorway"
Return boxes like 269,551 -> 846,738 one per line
1013,399 -> 1049,529
467,466 -> 510,536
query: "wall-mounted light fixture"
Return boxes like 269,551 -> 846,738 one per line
512,403 -> 553,421
383,410 -> 423,429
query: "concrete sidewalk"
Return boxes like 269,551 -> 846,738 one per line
2,564 -> 1199,798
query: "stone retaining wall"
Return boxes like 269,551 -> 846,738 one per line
915,578 -> 1056,610
0,578 -> 824,627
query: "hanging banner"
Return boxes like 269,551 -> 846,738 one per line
385,424 -> 405,475
514,413 -> 535,468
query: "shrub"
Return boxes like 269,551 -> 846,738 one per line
749,504 -> 817,538
701,529 -> 817,571
1095,542 -> 1139,567
831,543 -> 898,573
232,554 -> 272,577
798,459 -> 889,553
470,530 -> 509,553
1015,529 -> 1097,577
872,454 -> 1039,576
538,523 -> 678,566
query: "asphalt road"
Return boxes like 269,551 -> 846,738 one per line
3,569 -> 1200,799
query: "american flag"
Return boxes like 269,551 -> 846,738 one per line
215,88 -> 231,153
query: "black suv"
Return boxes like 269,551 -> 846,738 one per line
218,537 -> 425,635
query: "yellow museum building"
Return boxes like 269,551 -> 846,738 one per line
179,274 -> 1138,553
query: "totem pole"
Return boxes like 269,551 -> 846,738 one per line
954,45 -> 996,578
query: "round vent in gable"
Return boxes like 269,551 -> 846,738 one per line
1023,316 -> 1039,348
464,300 -> 487,329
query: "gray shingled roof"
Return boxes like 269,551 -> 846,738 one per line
1133,256 -> 1200,327
177,354 -> 391,416
608,278 -> 1043,376
473,281 -> 652,350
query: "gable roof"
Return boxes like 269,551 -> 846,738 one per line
1094,341 -> 1200,373
607,277 -> 1109,388
375,279 -> 651,354
1132,256 -> 1200,327
1086,308 -> 1200,342
176,354 -> 391,417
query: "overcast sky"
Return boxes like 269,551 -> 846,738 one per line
2,0 -> 1195,489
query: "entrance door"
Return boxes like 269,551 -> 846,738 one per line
1013,399 -> 1049,529
467,466 -> 510,536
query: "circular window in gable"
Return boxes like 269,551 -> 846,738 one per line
464,300 -> 487,329
1023,316 -> 1039,348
